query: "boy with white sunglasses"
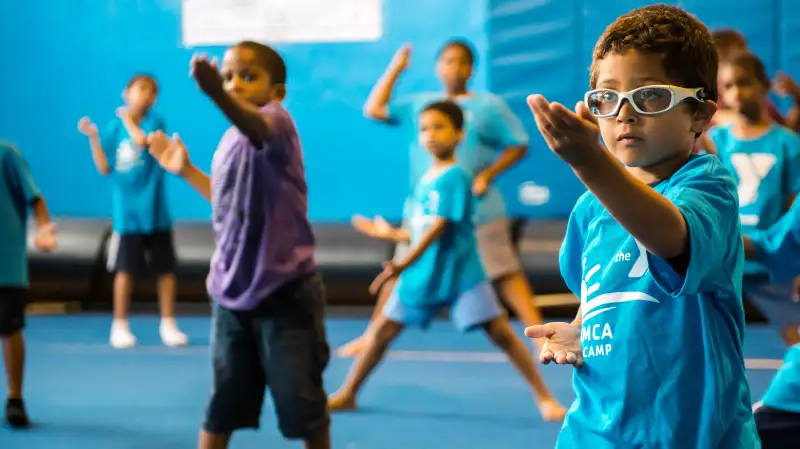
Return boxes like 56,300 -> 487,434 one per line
524,5 -> 759,448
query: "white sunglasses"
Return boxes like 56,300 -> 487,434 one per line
584,85 -> 707,118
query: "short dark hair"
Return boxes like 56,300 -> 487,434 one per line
724,51 -> 771,88
590,5 -> 718,103
711,28 -> 748,61
235,41 -> 287,84
127,73 -> 158,93
438,39 -> 476,67
422,100 -> 464,130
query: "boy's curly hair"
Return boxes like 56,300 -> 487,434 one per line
590,4 -> 718,103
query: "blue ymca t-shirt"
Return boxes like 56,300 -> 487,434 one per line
709,123 -> 800,277
387,92 -> 528,225
101,114 -> 172,235
395,165 -> 486,307
557,154 -> 758,448
748,204 -> 800,413
761,345 -> 800,413
749,196 -> 800,283
0,142 -> 42,287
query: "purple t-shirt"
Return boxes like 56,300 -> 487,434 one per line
207,102 -> 316,310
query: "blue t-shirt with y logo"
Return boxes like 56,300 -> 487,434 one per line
388,92 -> 529,225
101,114 -> 172,235
709,123 -> 800,276
395,165 -> 486,307
557,154 -> 758,449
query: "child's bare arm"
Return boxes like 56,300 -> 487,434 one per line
364,46 -> 410,122
393,218 -> 448,270
390,228 -> 410,243
116,108 -> 148,147
31,196 -> 51,226
147,131 -> 212,202
78,118 -> 111,175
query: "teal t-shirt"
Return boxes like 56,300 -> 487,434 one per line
556,154 -> 758,448
101,114 -> 172,234
0,142 -> 42,287
709,123 -> 800,277
395,165 -> 487,306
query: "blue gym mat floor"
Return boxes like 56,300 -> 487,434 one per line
0,315 -> 788,448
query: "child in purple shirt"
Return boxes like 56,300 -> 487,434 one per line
146,42 -> 330,449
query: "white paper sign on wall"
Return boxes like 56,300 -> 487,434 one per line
182,0 -> 383,46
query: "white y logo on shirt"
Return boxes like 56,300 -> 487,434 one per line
581,239 -> 659,323
730,153 -> 776,207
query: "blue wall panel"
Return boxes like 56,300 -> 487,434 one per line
0,0 -> 488,223
487,0 -> 584,219
1,0 -> 798,222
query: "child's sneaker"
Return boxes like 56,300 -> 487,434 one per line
160,319 -> 189,347
5,398 -> 30,429
110,320 -> 137,349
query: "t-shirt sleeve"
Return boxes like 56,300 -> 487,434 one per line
386,94 -> 418,126
749,199 -> 800,283
647,158 -> 741,297
782,131 -> 800,195
1,144 -> 41,204
485,96 -> 529,149
559,197 -> 590,298
431,169 -> 470,223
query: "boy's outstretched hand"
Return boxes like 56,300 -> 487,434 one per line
34,222 -> 58,252
147,131 -> 189,175
527,94 -> 603,167
525,322 -> 583,368
191,54 -> 225,97
352,215 -> 394,239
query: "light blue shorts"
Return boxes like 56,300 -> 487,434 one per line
383,281 -> 504,332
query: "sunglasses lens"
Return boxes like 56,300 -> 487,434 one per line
587,90 -> 619,116
631,87 -> 673,113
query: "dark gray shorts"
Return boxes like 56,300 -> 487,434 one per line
202,273 -> 330,439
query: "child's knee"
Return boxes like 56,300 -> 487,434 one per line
483,319 -> 513,350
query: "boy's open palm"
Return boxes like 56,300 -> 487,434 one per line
527,94 -> 602,167
147,131 -> 189,175
525,322 -> 583,368
352,215 -> 394,239
78,117 -> 98,137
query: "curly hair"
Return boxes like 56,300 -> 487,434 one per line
590,4 -> 718,103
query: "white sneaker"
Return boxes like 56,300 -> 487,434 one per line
160,320 -> 189,347
110,321 -> 137,349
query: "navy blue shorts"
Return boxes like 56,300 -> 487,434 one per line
202,273 -> 330,439
755,405 -> 800,449
0,287 -> 26,336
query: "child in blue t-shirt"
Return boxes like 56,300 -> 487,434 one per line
0,141 -> 58,428
744,201 -> 800,447
77,74 -> 187,349
703,51 -> 800,346
524,5 -> 758,448
327,100 -> 564,419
